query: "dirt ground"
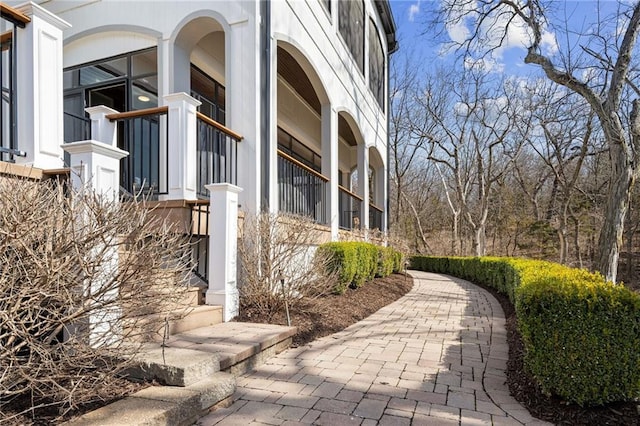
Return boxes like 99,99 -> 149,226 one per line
237,273 -> 414,347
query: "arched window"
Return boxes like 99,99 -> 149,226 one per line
339,0 -> 365,74
368,19 -> 385,110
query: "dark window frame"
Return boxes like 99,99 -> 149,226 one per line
368,18 -> 385,111
338,0 -> 365,74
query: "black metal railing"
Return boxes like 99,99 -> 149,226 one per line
107,107 -> 168,197
1,6 -> 29,162
190,201 -> 210,283
369,203 -> 383,231
63,111 -> 91,142
278,150 -> 328,224
196,112 -> 240,198
339,186 -> 362,230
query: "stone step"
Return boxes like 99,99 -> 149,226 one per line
138,305 -> 224,342
164,322 -> 297,375
124,346 -> 221,387
63,372 -> 235,426
62,322 -> 296,426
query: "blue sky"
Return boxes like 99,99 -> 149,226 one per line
388,0 -> 633,78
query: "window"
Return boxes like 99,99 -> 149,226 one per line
63,48 -> 159,143
339,0 -> 365,74
368,19 -> 385,110
190,65 -> 226,125
321,0 -> 331,14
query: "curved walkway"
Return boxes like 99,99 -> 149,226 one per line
197,271 -> 550,425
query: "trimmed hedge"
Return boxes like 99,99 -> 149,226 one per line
319,242 -> 403,294
410,256 -> 640,406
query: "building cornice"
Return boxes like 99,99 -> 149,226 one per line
374,0 -> 398,54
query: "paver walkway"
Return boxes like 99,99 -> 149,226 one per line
197,271 -> 550,425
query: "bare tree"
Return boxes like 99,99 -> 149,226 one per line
237,212 -> 337,323
412,68 -> 521,256
1,177 -> 191,422
436,0 -> 640,281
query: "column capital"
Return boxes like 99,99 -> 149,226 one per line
163,92 -> 202,109
16,2 -> 71,30
62,140 -> 128,161
205,183 -> 243,195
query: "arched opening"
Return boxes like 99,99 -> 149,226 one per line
174,16 -> 235,199
337,111 -> 365,230
276,41 -> 330,224
174,16 -> 226,124
368,146 -> 385,230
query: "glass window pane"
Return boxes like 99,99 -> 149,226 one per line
132,80 -> 158,110
79,57 -> 127,86
132,49 -> 157,77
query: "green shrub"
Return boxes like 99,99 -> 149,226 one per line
377,247 -> 395,278
319,242 -> 401,293
410,255 -> 640,406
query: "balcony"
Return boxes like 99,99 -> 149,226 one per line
338,185 -> 362,230
277,149 -> 327,225
369,203 -> 383,231
64,94 -> 242,201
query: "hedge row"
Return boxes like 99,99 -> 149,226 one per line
319,242 -> 403,294
410,256 -> 640,406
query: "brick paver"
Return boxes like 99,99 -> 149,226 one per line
197,271 -> 550,425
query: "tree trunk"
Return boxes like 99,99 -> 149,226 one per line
451,211 -> 460,255
472,224 -> 486,257
595,146 -> 634,282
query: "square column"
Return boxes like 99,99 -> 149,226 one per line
206,183 -> 243,321
62,140 -> 129,346
357,143 -> 370,230
14,3 -> 70,169
161,93 -> 201,201
321,105 -> 338,240
85,106 -> 119,146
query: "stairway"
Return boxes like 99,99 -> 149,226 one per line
64,322 -> 297,426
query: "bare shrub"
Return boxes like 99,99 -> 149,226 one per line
0,176 -> 191,422
238,212 -> 338,322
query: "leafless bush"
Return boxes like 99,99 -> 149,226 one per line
238,212 -> 338,321
0,176 -> 191,422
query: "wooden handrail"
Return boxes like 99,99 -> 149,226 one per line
277,149 -> 329,182
196,112 -> 244,141
1,29 -> 11,46
369,203 -> 383,212
1,3 -> 31,26
338,185 -> 364,202
105,106 -> 168,121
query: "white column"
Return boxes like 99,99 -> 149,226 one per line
206,183 -> 243,321
375,163 -> 386,230
14,3 -> 70,170
357,143 -> 370,231
62,140 -> 129,346
62,141 -> 128,201
85,106 -> 118,146
161,93 -> 201,201
321,104 -> 338,240
267,37 -> 279,215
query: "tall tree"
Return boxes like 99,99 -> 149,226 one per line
412,68 -> 520,256
437,0 -> 640,281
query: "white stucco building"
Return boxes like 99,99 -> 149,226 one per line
1,0 -> 397,317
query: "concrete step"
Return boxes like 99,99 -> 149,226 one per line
63,372 -> 236,426
139,305 -> 224,342
124,346 -> 221,387
165,305 -> 223,336
164,322 -> 297,376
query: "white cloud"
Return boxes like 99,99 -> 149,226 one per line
408,0 -> 421,22
440,0 -> 558,73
